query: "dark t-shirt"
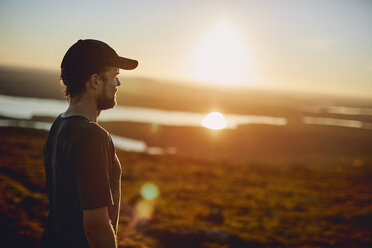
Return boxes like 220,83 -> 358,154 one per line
40,114 -> 121,248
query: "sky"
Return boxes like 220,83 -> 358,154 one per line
0,0 -> 371,98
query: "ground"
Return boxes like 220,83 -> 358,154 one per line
0,127 -> 372,248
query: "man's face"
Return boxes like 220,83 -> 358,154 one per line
96,67 -> 121,110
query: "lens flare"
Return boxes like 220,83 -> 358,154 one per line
135,199 -> 154,220
140,182 -> 159,200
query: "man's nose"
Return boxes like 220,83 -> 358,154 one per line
116,78 -> 121,86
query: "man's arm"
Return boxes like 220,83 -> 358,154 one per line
83,206 -> 117,248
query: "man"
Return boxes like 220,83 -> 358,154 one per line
40,39 -> 138,248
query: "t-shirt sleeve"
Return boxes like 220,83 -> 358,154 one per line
75,126 -> 114,210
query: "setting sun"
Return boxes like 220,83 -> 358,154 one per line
191,22 -> 247,85
202,112 -> 227,130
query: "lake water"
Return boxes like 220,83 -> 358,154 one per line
0,94 -> 287,129
1,94 -> 371,153
0,94 -> 285,154
301,105 -> 372,116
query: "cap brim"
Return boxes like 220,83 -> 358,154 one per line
115,56 -> 138,70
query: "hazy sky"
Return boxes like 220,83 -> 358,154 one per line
0,0 -> 371,97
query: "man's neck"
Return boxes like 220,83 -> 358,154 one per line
62,96 -> 100,123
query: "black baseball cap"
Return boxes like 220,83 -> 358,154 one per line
61,39 -> 138,74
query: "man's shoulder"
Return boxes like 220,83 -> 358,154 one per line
81,122 -> 110,141
51,115 -> 110,142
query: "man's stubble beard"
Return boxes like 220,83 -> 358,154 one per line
96,86 -> 116,110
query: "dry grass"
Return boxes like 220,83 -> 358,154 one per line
0,127 -> 372,247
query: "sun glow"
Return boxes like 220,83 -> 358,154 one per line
192,22 -> 247,84
202,112 -> 227,130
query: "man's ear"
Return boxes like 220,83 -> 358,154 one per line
87,74 -> 100,90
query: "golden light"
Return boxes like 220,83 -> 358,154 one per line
202,112 -> 227,130
192,22 -> 247,84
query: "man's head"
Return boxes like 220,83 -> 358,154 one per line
60,39 -> 138,103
